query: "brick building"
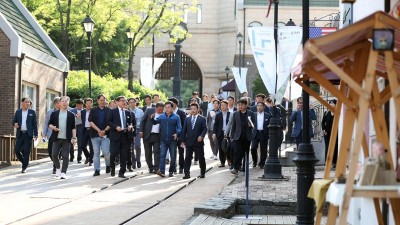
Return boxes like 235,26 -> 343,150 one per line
0,0 -> 69,136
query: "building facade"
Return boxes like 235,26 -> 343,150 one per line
0,0 -> 69,136
132,0 -> 339,98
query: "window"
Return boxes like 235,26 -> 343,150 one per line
183,4 -> 189,23
21,83 -> 37,110
197,4 -> 202,24
45,90 -> 59,113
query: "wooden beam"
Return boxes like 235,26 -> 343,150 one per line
296,81 -> 335,112
306,42 -> 364,97
384,51 -> 400,133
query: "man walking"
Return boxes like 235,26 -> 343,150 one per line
140,103 -> 163,174
250,102 -> 271,169
169,97 -> 186,174
128,97 -> 144,169
48,96 -> 76,179
212,100 -> 231,167
89,95 -> 111,176
69,99 -> 84,162
78,98 -> 94,164
42,97 -> 60,174
290,97 -> 317,148
206,99 -> 220,159
181,103 -> 207,179
107,96 -> 134,178
13,97 -> 38,173
228,98 -> 255,174
152,101 -> 182,177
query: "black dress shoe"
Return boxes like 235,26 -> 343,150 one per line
132,164 -> 136,169
149,169 -> 154,174
137,162 -> 141,168
70,158 -> 74,162
179,168 -> 183,174
93,170 -> 100,176
127,165 -> 133,172
156,170 -> 165,177
21,168 -> 27,173
218,164 -> 225,168
84,159 -> 89,164
182,174 -> 190,179
111,168 -> 115,177
199,174 -> 205,178
118,174 -> 126,178
252,164 -> 257,168
106,166 -> 111,173
89,161 -> 93,166
169,172 -> 174,177
77,160 -> 81,163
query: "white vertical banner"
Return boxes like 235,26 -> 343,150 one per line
140,57 -> 166,89
232,67 -> 248,93
276,26 -> 303,103
248,26 -> 276,94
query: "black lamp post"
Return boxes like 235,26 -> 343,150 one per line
262,0 -> 284,180
236,33 -> 243,78
285,19 -> 296,144
172,23 -> 187,108
293,0 -> 318,224
82,15 -> 95,99
225,66 -> 230,97
126,28 -> 134,90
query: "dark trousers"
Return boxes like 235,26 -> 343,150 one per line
143,133 -> 160,171
217,136 -> 227,165
69,125 -> 83,160
184,145 -> 206,176
324,133 -> 338,165
233,137 -> 251,170
250,131 -> 269,166
131,133 -> 141,164
14,132 -> 32,169
47,140 -> 56,172
52,139 -> 71,173
79,128 -> 93,162
177,140 -> 184,170
110,134 -> 129,175
295,130 -> 303,149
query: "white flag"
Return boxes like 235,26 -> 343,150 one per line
248,27 -> 276,94
232,67 -> 248,93
140,57 -> 166,89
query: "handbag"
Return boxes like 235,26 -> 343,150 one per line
221,137 -> 229,153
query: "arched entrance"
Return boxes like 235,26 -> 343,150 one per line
154,50 -> 203,97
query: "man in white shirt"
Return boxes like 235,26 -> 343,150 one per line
128,97 -> 144,169
250,102 -> 271,169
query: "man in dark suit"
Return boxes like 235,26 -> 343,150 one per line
89,95 -> 111,176
228,98 -> 255,174
48,96 -> 77,179
140,103 -> 163,173
251,102 -> 271,169
227,96 -> 237,113
290,97 -> 317,148
70,99 -> 84,163
142,95 -> 154,112
107,96 -> 135,178
181,103 -> 207,179
78,98 -> 94,164
13,97 -> 38,173
212,100 -> 230,167
169,98 -> 187,174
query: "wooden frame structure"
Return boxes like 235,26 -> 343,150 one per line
293,12 -> 400,225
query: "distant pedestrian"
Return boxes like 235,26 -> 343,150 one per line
250,102 -> 270,169
79,98 -> 94,165
169,97 -> 187,174
48,96 -> 76,179
212,100 -> 231,167
181,103 -> 207,179
290,97 -> 317,148
42,97 -> 61,174
69,99 -> 84,162
322,99 -> 338,167
200,94 -> 209,117
206,99 -> 220,159
13,97 -> 38,173
128,97 -> 144,169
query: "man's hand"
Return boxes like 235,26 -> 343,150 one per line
98,130 -> 105,137
297,105 -> 302,110
180,142 -> 186,148
128,124 -> 133,132
76,112 -> 81,118
14,123 -> 19,128
116,126 -> 123,132
323,130 -> 327,136
197,136 -> 203,142
212,134 -> 217,141
173,134 -> 178,140
53,127 -> 60,132
140,132 -> 143,138
71,138 -> 76,145
150,113 -> 155,119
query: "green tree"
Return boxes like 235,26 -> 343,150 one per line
156,79 -> 199,107
252,74 -> 269,97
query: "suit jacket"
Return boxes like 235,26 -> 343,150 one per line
181,115 -> 207,147
88,106 -> 110,138
107,107 -> 135,141
43,109 -> 57,137
80,109 -> 89,128
13,109 -> 38,138
175,109 -> 186,128
252,112 -> 271,139
289,109 -> 317,138
142,103 -> 156,113
213,111 -> 230,138
48,110 -> 76,141
140,107 -> 156,141
230,110 -> 256,141
206,109 -> 220,132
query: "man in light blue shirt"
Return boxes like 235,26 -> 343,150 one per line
128,97 -> 144,169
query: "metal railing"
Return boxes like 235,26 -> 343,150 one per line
0,135 -> 37,164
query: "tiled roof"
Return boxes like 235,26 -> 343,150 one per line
0,0 -> 55,57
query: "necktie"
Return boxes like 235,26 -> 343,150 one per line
121,109 -> 126,129
191,116 -> 195,129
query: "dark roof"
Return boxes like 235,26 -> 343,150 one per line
221,79 -> 236,92
0,0 -> 55,57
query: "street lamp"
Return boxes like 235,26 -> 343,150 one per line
237,32 -> 243,78
293,0 -> 319,224
171,22 -> 187,108
225,66 -> 230,97
82,15 -> 95,99
126,28 -> 134,90
285,19 -> 296,145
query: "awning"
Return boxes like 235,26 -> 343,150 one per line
221,79 -> 236,91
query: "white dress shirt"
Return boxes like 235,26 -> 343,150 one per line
151,113 -> 161,133
222,111 -> 228,131
84,110 -> 91,128
21,110 -> 28,131
257,112 -> 264,131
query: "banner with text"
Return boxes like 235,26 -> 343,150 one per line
248,26 -> 276,95
232,67 -> 248,94
140,57 -> 166,89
